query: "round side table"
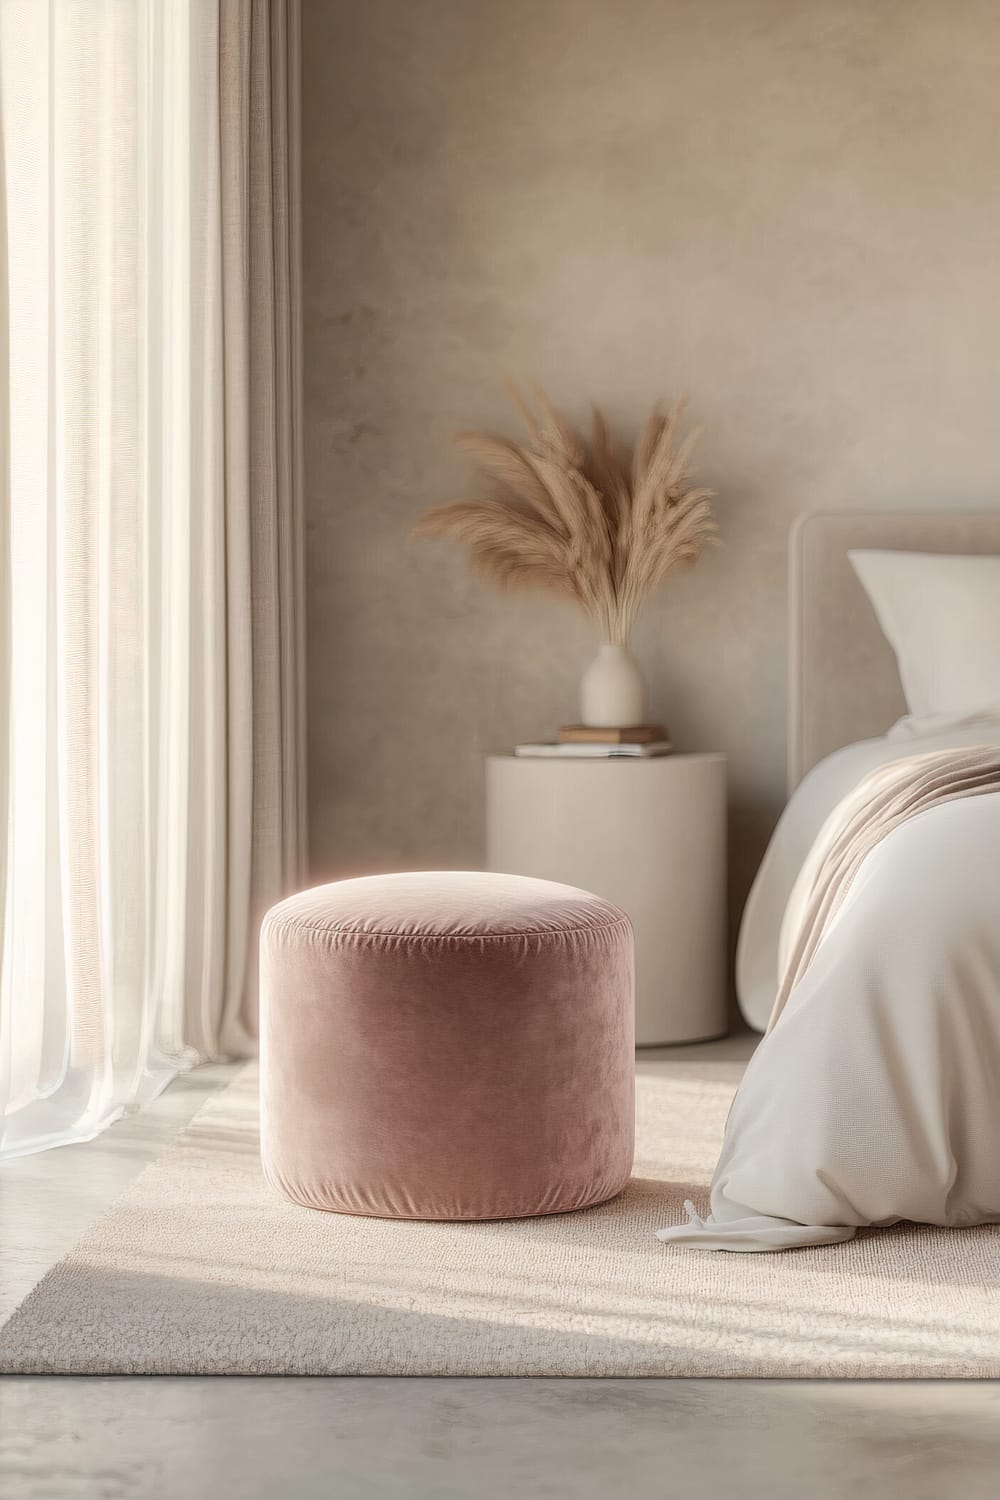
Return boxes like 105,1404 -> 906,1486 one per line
485,752 -> 727,1046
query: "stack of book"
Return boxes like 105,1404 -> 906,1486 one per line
514,725 -> 672,758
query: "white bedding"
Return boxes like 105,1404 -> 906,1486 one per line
736,711 -> 1000,1032
658,713 -> 1000,1252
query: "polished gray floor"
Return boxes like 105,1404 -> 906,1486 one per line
2,1044 -> 999,1499
3,1376 -> 1000,1500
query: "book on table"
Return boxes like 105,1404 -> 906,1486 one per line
513,740 -> 673,759
557,723 -> 668,745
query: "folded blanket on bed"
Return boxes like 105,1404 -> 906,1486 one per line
658,742 -> 1000,1252
771,745 -> 1000,1032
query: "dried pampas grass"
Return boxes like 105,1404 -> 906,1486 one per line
412,385 -> 716,643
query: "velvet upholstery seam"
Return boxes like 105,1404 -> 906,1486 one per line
262,915 -> 632,943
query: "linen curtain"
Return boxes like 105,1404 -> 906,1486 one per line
0,0 -> 305,1158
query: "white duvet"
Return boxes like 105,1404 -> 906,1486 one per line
658,712 -> 1000,1252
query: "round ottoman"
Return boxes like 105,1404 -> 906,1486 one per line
259,870 -> 635,1220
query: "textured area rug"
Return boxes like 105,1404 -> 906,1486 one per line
2,1060 -> 1000,1377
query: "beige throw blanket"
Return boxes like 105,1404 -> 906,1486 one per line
771,746 -> 1000,1032
658,742 -> 1000,1252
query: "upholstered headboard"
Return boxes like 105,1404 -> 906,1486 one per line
788,510 -> 1000,792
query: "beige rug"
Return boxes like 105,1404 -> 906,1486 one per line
3,1060 -> 1000,1377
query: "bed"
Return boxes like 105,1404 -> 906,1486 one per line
658,509 -> 1000,1251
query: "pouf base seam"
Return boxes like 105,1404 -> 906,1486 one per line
263,1170 -> 633,1221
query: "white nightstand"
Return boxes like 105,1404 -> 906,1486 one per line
485,752 -> 727,1046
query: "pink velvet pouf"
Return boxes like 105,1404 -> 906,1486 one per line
259,871 -> 635,1220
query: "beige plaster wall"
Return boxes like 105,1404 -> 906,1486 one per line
302,0 -> 1000,967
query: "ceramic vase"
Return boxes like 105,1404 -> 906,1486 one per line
580,643 -> 645,728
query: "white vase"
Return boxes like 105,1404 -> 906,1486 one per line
580,643 -> 645,728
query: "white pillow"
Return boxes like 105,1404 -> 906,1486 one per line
849,549 -> 1000,719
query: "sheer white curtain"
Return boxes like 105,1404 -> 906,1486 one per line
0,0 -> 304,1158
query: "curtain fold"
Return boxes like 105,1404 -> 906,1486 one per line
0,0 -> 304,1159
0,49 -> 9,1115
219,0 -> 306,1036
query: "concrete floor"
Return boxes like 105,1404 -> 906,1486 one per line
2,1044 -> 999,1500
